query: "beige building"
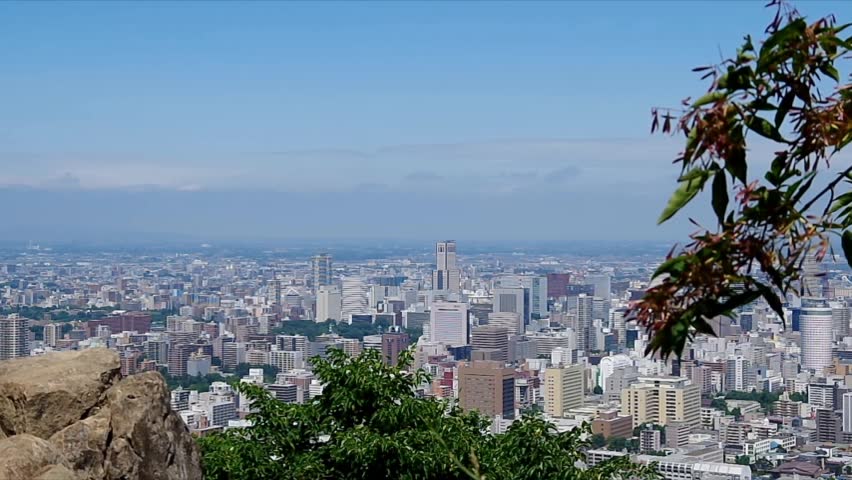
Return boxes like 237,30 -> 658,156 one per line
458,360 -> 515,419
620,376 -> 701,428
544,364 -> 584,417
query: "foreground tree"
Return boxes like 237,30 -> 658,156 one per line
198,349 -> 658,480
631,1 -> 852,359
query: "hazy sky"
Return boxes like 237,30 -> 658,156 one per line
1,1 -> 849,243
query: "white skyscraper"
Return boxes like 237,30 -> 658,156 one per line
843,392 -> 852,433
429,301 -> 468,346
801,298 -> 833,373
0,315 -> 29,360
341,277 -> 368,323
432,241 -> 460,293
316,285 -> 341,323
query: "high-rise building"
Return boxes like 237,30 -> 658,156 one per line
816,408 -> 843,443
547,273 -> 571,299
312,253 -> 333,290
621,376 -> 701,428
831,302 -> 851,339
381,332 -> 410,366
801,298 -> 833,373
429,301 -> 469,346
842,392 -> 852,433
458,360 -> 515,419
488,312 -> 522,335
316,285 -> 341,323
341,277 -> 368,322
544,364 -> 584,417
576,294 -> 594,353
269,350 -> 304,371
471,326 -> 509,363
802,253 -> 825,298
611,309 -> 627,348
585,272 -> 612,307
43,323 -> 60,348
276,335 -> 309,358
268,279 -> 282,305
0,316 -> 29,361
493,287 -> 524,319
432,241 -> 460,293
725,356 -> 755,392
520,276 -> 548,319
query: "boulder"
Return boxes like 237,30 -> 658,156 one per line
0,434 -> 72,480
0,350 -> 201,480
0,349 -> 120,439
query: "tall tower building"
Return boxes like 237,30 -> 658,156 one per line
520,276 -> 548,319
725,356 -> 755,392
340,277 -> 368,323
842,392 -> 852,433
312,254 -> 333,290
381,332 -> 410,366
802,253 -> 825,298
544,364 -> 585,417
429,301 -> 469,346
432,241 -> 460,293
0,315 -> 29,360
458,360 -> 515,419
316,285 -> 342,323
801,298 -> 833,373
576,294 -> 594,353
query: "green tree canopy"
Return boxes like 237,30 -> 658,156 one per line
198,349 -> 660,480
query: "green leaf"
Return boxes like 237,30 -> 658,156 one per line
658,171 -> 710,224
712,171 -> 728,225
820,64 -> 841,82
775,90 -> 796,128
726,147 -> 747,183
843,230 -> 852,269
745,115 -> 785,142
692,91 -> 726,108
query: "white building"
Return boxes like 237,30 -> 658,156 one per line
800,299 -> 833,373
340,277 -> 368,323
432,240 -> 460,293
429,301 -> 468,346
316,285 -> 341,322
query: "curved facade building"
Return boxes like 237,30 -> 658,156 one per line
340,277 -> 368,323
801,298 -> 833,373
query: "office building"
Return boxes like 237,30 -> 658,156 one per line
432,240 -> 460,293
493,287 -> 525,320
341,277 -> 368,322
621,377 -> 701,428
725,356 -> 755,392
544,364 -> 584,417
576,294 -> 594,352
800,298 -> 833,373
591,409 -> 633,439
547,273 -> 571,299
488,312 -> 522,335
316,285 -> 341,322
843,392 -> 852,433
381,332 -> 410,366
458,360 -> 515,419
471,326 -> 509,363
429,301 -> 468,346
520,276 -> 548,319
311,253 -> 332,290
816,408 -> 843,443
269,350 -> 304,371
0,316 -> 29,360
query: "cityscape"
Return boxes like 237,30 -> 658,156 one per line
1,239 -> 851,479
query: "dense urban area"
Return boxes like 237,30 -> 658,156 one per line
0,240 -> 850,479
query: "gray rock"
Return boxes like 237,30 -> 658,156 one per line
0,434 -> 72,480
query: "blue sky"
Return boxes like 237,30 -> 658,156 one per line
1,1 -> 849,243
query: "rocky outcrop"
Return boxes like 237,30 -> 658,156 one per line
0,349 -> 202,480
